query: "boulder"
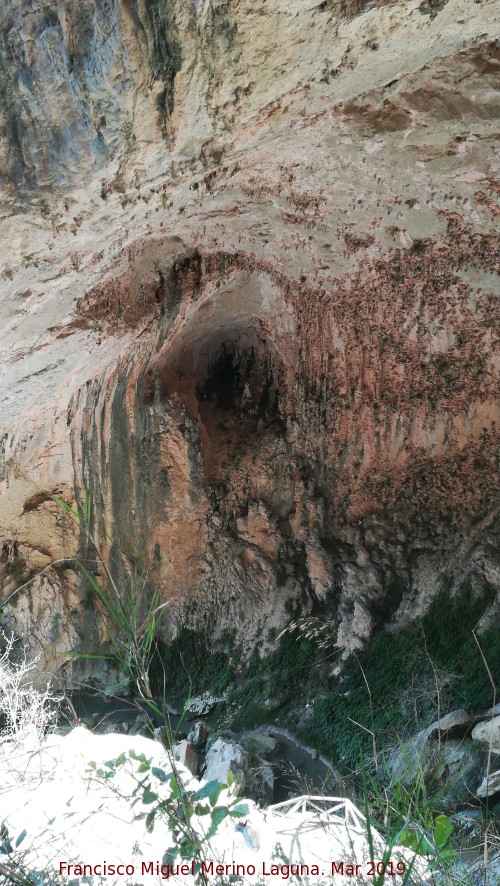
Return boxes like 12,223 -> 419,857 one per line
129,713 -> 150,736
99,721 -> 121,735
172,739 -> 198,776
471,714 -> 500,750
186,693 -> 217,716
204,738 -> 274,804
249,760 -> 274,805
241,731 -> 279,758
449,811 -> 483,851
467,852 -> 500,886
154,725 -> 171,746
487,703 -> 500,716
386,712 -> 491,809
424,709 -> 479,741
187,720 -> 209,748
476,768 -> 500,798
204,738 -> 247,793
388,709 -> 482,783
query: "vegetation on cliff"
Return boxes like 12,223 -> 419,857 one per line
158,584 -> 498,776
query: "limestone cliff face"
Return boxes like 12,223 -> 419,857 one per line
0,0 -> 499,675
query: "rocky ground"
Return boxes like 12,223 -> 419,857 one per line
0,724 -> 418,886
0,707 -> 499,886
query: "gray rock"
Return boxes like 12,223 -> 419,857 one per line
204,738 -> 274,803
129,713 -> 149,736
187,720 -> 209,748
204,738 -> 247,793
471,714 -> 500,750
186,694 -> 216,716
467,852 -> 500,886
100,721 -> 121,735
164,703 -> 179,717
388,709 -> 482,783
241,731 -> 279,758
476,767 -> 500,798
154,725 -> 170,746
251,759 -> 274,804
484,702 -> 500,717
450,811 -> 483,850
387,727 -> 489,810
424,708 -> 479,740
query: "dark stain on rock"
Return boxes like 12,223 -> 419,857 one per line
142,0 -> 182,117
22,491 -> 56,512
419,0 -> 450,20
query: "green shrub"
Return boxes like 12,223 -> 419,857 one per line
143,579 -> 498,771
299,584 -> 499,766
161,629 -> 233,698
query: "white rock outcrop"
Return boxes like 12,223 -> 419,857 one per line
472,714 -> 500,751
1,729 -> 428,885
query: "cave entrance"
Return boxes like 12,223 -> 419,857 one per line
197,341 -> 249,411
145,268 -> 296,485
192,331 -> 284,481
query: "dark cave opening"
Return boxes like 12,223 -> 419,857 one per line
195,337 -> 282,428
145,308 -> 289,485
189,333 -> 285,482
197,341 -> 243,411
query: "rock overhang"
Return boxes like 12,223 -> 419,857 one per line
0,0 -> 498,672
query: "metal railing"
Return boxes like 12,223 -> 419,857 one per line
269,795 -> 369,834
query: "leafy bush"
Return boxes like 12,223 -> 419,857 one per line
360,757 -> 458,886
88,750 -> 248,878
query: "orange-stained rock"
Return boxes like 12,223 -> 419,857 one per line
0,0 -> 498,676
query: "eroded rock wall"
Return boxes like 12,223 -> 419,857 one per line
0,0 -> 499,675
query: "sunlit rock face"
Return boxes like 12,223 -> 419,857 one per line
0,0 -> 499,675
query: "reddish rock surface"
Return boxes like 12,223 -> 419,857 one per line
0,0 -> 498,673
